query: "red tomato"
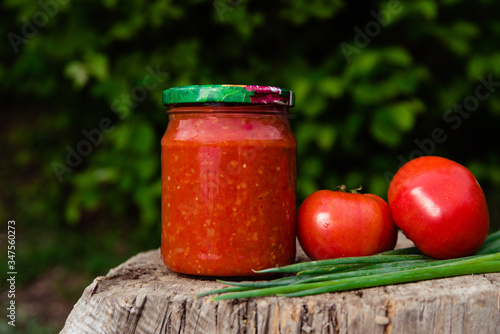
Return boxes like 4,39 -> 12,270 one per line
388,156 -> 489,259
297,187 -> 398,260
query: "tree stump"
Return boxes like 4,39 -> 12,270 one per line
61,234 -> 500,334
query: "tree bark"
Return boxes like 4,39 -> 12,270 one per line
61,234 -> 500,334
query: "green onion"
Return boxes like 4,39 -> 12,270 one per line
197,230 -> 500,300
295,264 -> 365,276
210,253 -> 500,300
196,286 -> 251,297
281,257 -> 500,298
256,254 -> 429,274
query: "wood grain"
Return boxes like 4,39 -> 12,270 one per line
60,234 -> 500,334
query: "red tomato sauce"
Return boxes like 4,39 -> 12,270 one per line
161,105 -> 296,276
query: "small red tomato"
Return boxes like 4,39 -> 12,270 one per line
388,156 -> 489,259
297,187 -> 398,260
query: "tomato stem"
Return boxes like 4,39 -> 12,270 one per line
350,186 -> 363,194
334,185 -> 347,192
334,185 -> 362,194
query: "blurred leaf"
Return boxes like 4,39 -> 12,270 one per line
131,122 -> 155,153
212,2 -> 264,37
293,77 -> 313,109
316,124 -> 337,151
407,0 -> 438,20
296,122 -> 316,155
370,112 -> 402,148
85,52 -> 109,81
345,52 -> 380,80
380,47 -> 413,67
65,196 -> 81,224
368,174 -> 389,199
370,99 -> 425,147
351,67 -> 427,105
134,156 -> 158,181
64,62 -> 89,88
149,0 -> 185,26
63,52 -> 109,88
103,0 -> 119,9
467,53 -> 500,78
297,177 -> 318,199
133,180 -> 161,225
318,77 -> 344,98
110,123 -> 132,149
108,15 -> 146,40
280,0 -> 344,24
452,21 -> 480,39
301,155 -> 323,178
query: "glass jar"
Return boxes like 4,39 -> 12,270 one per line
161,85 -> 297,276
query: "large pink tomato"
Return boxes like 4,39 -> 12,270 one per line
297,188 -> 398,260
388,156 -> 489,259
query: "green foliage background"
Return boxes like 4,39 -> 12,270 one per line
1,0 -> 500,328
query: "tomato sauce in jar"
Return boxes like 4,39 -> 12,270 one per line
161,85 -> 297,276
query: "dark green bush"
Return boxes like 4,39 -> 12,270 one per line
2,0 -> 500,281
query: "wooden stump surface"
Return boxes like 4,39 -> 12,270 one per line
60,234 -> 500,334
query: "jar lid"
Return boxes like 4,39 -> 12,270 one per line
162,84 -> 295,107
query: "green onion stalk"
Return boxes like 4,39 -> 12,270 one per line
197,230 -> 500,300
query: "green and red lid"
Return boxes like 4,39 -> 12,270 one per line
162,84 -> 295,107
